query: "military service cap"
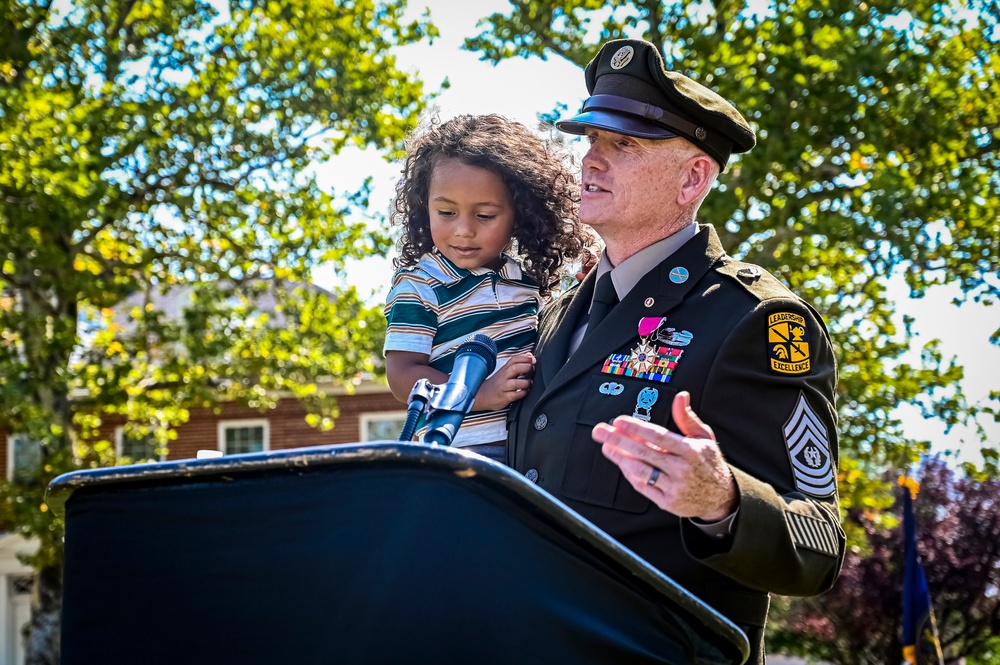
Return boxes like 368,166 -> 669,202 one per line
556,39 -> 756,169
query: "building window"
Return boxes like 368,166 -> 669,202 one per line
6,435 -> 42,483
114,427 -> 163,464
7,574 -> 32,665
9,575 -> 32,595
217,420 -> 269,455
359,412 -> 408,442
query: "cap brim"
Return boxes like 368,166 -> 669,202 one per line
555,110 -> 679,140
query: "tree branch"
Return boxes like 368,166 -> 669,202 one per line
644,1 -> 665,48
103,0 -> 141,83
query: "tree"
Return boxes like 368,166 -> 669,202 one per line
463,0 -> 1000,512
767,457 -> 1000,664
0,0 -> 436,662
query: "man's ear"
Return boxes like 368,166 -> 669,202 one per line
677,155 -> 716,206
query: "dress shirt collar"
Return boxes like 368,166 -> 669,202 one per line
591,222 -> 698,304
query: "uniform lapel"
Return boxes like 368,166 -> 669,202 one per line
534,277 -> 592,389
542,225 -> 727,398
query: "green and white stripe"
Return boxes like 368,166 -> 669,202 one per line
384,250 -> 540,447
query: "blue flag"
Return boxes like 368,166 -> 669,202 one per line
901,480 -> 944,665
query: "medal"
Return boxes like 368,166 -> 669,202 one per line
600,318 -> 685,383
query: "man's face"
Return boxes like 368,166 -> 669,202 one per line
579,129 -> 687,236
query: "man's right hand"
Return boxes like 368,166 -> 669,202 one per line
591,391 -> 738,521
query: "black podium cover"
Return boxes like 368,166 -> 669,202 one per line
49,442 -> 749,665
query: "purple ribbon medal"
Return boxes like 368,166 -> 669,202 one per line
601,317 -> 684,384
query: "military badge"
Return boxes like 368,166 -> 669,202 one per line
638,317 -> 664,337
655,327 -> 693,347
768,311 -> 810,374
632,387 -> 659,421
783,392 -> 835,497
629,339 -> 659,373
599,382 -> 624,395
601,317 -> 685,383
610,45 -> 634,69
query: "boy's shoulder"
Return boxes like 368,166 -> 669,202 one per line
392,253 -> 459,288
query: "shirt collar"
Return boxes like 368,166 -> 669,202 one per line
593,222 -> 698,301
420,249 -> 524,285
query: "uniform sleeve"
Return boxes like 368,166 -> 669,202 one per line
680,296 -> 845,597
383,274 -> 438,356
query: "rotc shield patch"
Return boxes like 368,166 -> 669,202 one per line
783,392 -> 836,497
768,311 -> 810,374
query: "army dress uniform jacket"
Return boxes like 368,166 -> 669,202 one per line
507,224 -> 846,664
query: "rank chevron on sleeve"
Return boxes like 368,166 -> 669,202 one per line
783,392 -> 836,497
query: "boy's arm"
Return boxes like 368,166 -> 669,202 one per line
386,351 -> 535,410
385,351 -> 449,404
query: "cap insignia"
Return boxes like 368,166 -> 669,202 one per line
695,127 -> 707,140
610,46 -> 634,69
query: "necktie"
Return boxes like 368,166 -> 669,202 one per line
586,273 -> 618,338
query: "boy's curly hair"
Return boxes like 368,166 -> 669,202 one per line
391,114 -> 594,298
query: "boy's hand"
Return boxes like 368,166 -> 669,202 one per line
576,246 -> 601,282
473,353 -> 535,411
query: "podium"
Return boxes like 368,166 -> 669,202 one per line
48,443 -> 749,664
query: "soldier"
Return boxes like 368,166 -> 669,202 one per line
507,38 -> 845,664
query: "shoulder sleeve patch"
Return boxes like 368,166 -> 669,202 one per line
783,392 -> 836,496
785,512 -> 839,557
768,311 -> 810,375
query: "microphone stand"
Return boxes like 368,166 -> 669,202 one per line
397,377 -> 476,446
397,333 -> 498,446
398,379 -> 434,442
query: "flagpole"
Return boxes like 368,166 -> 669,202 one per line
900,477 -> 945,665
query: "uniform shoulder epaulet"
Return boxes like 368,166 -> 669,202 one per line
714,257 -> 795,302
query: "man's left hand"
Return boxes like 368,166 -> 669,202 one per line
592,391 -> 738,521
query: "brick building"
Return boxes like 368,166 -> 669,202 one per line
0,379 -> 404,665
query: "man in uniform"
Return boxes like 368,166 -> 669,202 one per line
507,38 -> 845,664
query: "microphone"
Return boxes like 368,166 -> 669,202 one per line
423,334 -> 498,447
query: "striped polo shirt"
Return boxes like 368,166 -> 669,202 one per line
383,250 -> 540,447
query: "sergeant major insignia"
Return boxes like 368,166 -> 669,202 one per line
768,311 -> 810,374
783,392 -> 835,497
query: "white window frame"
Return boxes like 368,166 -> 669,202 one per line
359,411 -> 409,443
5,434 -> 41,482
113,426 -> 166,463
3,573 -> 31,665
216,419 -> 270,455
